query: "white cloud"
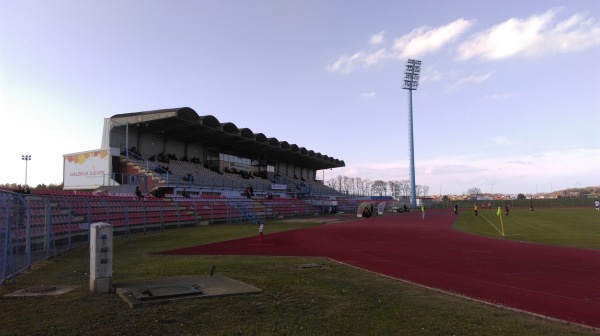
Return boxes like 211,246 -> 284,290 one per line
359,92 -> 376,98
507,159 -> 531,165
328,19 -> 472,74
363,48 -> 389,67
327,48 -> 391,74
394,18 -> 474,58
491,136 -> 513,146
457,8 -> 600,61
327,51 -> 367,74
328,8 -> 600,75
445,71 -> 493,91
369,31 -> 386,45
420,66 -> 444,82
484,92 -> 513,100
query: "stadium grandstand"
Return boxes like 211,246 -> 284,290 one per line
99,107 -> 345,198
1,107 -> 397,285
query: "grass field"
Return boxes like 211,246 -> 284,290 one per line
0,217 -> 598,336
453,207 -> 600,250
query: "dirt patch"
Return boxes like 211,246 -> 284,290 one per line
5,285 -> 79,297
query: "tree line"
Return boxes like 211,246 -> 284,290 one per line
325,176 -> 430,198
0,183 -> 63,191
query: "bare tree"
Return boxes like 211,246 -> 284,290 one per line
388,180 -> 401,199
350,177 -> 357,196
356,178 -> 364,196
400,179 -> 411,197
467,187 -> 482,195
324,175 -> 429,199
363,179 -> 373,196
326,178 -> 338,192
372,180 -> 387,196
415,185 -> 423,198
341,176 -> 350,195
336,175 -> 344,193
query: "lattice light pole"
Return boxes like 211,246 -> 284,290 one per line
22,154 -> 31,188
402,59 -> 421,208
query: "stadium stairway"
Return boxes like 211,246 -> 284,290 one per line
228,198 -> 264,225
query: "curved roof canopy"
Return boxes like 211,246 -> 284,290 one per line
110,107 -> 345,170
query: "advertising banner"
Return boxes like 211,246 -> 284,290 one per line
63,149 -> 110,190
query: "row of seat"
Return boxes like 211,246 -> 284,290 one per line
128,153 -> 341,196
5,191 -> 330,242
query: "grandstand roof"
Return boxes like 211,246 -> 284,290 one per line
110,107 -> 345,170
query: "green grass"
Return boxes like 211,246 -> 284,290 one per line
1,219 -> 597,336
454,207 -> 600,250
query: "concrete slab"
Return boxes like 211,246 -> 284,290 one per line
115,275 -> 262,307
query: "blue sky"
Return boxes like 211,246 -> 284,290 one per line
1,1 -> 599,195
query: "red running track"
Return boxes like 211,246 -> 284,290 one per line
161,210 -> 600,329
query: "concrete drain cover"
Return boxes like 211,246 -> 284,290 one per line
115,275 -> 262,307
135,285 -> 203,301
5,286 -> 79,297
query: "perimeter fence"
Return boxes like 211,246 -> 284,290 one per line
432,197 -> 594,209
0,190 -> 318,285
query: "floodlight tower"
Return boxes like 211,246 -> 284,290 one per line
22,154 -> 31,188
403,59 -> 421,208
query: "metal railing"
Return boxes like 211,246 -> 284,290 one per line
0,190 -> 321,285
428,197 -> 594,209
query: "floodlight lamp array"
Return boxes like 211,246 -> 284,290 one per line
403,81 -> 419,89
402,59 -> 422,90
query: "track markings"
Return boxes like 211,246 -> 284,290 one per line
479,213 -> 504,236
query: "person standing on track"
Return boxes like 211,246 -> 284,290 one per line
421,205 -> 426,220
454,204 -> 458,215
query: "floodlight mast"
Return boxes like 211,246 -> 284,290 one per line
22,155 -> 31,189
402,59 -> 421,208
